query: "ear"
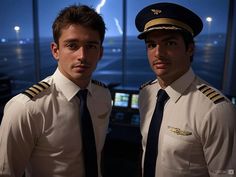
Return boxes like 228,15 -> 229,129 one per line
187,43 -> 195,56
51,42 -> 59,61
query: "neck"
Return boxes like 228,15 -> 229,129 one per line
75,79 -> 90,89
157,78 -> 169,89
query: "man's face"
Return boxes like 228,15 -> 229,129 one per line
51,24 -> 103,86
145,30 -> 194,85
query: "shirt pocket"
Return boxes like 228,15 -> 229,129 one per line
160,134 -> 193,170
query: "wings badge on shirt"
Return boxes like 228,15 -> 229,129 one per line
168,126 -> 192,136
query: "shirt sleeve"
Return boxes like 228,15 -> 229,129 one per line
200,102 -> 236,177
0,98 -> 41,177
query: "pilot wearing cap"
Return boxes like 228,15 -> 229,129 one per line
136,2 -> 236,177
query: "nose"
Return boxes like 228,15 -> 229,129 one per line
154,44 -> 161,57
77,46 -> 86,60
154,44 -> 164,57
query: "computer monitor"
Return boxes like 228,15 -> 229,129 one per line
114,92 -> 129,107
131,94 -> 139,109
231,97 -> 236,105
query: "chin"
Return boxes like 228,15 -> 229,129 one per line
75,73 -> 91,80
154,69 -> 167,76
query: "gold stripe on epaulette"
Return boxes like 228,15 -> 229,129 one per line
211,94 -> 224,104
199,85 -> 208,92
24,89 -> 37,98
204,88 -> 214,96
199,85 -> 225,104
201,87 -> 211,93
29,87 -> 40,94
33,84 -> 44,91
39,81 -> 50,89
140,79 -> 157,90
22,91 -> 34,99
207,91 -> 219,100
22,81 -> 50,99
92,80 -> 107,88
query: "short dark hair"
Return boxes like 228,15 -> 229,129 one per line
52,4 -> 106,45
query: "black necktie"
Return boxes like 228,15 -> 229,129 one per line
143,89 -> 169,177
77,89 -> 98,177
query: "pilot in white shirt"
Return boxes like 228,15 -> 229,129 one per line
0,4 -> 111,177
0,68 -> 112,177
135,2 -> 236,177
139,68 -> 236,177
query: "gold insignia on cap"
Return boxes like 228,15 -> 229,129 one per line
151,9 -> 162,15
144,18 -> 194,36
198,85 -> 225,104
168,126 -> 192,136
22,81 -> 50,99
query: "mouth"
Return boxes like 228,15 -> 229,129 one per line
153,60 -> 169,69
73,62 -> 90,72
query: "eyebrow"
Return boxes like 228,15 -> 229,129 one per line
63,39 -> 101,45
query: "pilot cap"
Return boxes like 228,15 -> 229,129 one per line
135,2 -> 203,39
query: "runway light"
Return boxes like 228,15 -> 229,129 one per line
1,38 -> 6,43
14,26 -> 20,32
206,17 -> 212,22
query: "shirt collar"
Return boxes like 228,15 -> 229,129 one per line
53,68 -> 92,101
165,68 -> 195,103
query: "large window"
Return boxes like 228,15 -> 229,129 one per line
0,0 -> 231,95
0,0 -> 34,94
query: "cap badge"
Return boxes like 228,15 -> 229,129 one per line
151,9 -> 162,15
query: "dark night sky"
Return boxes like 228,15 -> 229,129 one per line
0,0 -> 230,39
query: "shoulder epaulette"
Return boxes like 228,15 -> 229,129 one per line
22,81 -> 50,99
92,79 -> 107,88
139,79 -> 157,90
198,85 -> 225,104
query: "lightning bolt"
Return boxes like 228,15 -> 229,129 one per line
96,0 -> 106,13
114,18 -> 123,35
96,0 -> 123,35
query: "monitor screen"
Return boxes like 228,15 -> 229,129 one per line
232,97 -> 236,105
114,92 -> 129,107
131,94 -> 139,109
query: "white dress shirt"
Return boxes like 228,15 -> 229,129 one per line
0,68 -> 112,177
139,68 -> 236,177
